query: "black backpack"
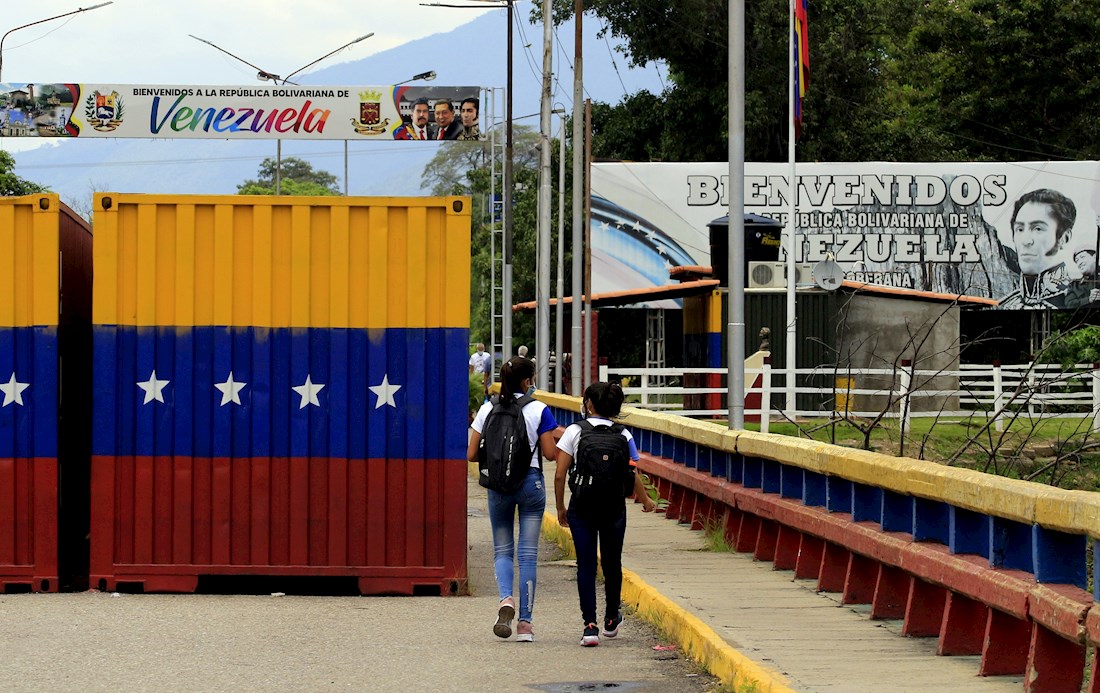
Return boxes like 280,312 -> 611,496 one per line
568,420 -> 635,510
478,394 -> 536,494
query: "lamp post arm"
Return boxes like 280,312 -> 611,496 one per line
188,35 -> 276,78
282,33 -> 374,84
0,2 -> 114,81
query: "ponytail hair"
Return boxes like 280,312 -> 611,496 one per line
583,380 -> 625,418
499,356 -> 535,400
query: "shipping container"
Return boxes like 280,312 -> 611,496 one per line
0,194 -> 92,592
90,194 -> 471,595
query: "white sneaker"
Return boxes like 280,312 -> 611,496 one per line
516,620 -> 534,642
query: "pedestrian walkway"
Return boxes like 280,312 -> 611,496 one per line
540,455 -> 1024,693
0,467 -> 1027,692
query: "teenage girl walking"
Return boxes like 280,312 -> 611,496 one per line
468,357 -> 558,642
554,381 -> 656,646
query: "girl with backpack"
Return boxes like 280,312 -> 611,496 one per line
554,381 -> 656,647
467,357 -> 559,642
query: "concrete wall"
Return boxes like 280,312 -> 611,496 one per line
836,295 -> 961,414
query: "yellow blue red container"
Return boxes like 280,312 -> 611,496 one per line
89,193 -> 471,594
0,194 -> 93,592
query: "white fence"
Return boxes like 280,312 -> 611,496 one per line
600,362 -> 1100,433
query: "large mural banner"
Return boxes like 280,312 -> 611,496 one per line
592,161 -> 1100,310
0,82 -> 483,141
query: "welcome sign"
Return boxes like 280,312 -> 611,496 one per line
592,161 -> 1100,310
0,82 -> 483,141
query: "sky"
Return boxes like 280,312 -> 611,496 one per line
1,1 -> 499,85
1,1 -> 667,199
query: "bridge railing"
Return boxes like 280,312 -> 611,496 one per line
539,391 -> 1100,693
601,362 -> 1100,432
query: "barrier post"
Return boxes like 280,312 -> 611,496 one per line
899,359 -> 912,435
992,360 -> 1004,433
1092,363 -> 1099,432
761,356 -> 771,434
641,372 -> 649,407
599,364 -> 608,382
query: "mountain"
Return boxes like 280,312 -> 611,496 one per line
11,12 -> 664,206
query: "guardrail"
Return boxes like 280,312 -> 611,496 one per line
539,391 -> 1100,693
601,362 -> 1100,432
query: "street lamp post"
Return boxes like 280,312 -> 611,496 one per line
0,2 -> 114,81
422,0 -> 514,361
190,33 -> 373,194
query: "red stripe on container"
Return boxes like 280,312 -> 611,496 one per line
89,456 -> 467,593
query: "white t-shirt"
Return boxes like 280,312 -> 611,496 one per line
471,395 -> 559,468
556,416 -> 640,465
469,350 -> 492,374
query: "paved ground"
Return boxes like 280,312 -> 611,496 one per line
0,466 -> 1028,693
0,474 -> 719,693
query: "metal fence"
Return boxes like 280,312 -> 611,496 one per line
600,361 -> 1100,432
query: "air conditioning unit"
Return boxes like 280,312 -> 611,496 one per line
748,261 -> 814,288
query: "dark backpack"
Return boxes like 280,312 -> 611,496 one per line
478,394 -> 536,494
568,420 -> 635,510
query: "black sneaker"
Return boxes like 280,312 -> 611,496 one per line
581,623 -> 600,647
603,612 -> 623,638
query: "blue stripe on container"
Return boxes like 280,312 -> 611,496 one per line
92,326 -> 468,460
0,327 -> 59,458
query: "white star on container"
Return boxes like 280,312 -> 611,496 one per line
214,372 -> 247,406
292,375 -> 325,409
0,373 -> 29,407
369,374 -> 401,409
137,370 -> 169,405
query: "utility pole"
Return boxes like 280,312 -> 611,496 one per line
571,0 -> 584,397
728,0 -> 746,429
536,0 -> 553,390
502,0 -> 515,362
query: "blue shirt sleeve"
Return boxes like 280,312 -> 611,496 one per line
627,437 -> 640,462
537,406 -> 558,436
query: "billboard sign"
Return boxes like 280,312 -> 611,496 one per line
592,161 -> 1100,310
0,82 -> 484,141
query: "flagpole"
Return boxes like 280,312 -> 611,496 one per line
785,0 -> 798,420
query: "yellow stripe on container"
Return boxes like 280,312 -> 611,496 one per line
92,194 -> 472,329
0,195 -> 66,328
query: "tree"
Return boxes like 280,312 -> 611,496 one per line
554,0 -> 1100,164
420,126 -> 572,353
898,0 -> 1100,161
236,156 -> 340,195
0,151 -> 49,196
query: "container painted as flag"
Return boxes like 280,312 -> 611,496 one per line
0,195 -> 92,593
90,194 -> 471,594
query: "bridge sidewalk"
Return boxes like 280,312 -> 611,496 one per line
541,460 -> 1024,693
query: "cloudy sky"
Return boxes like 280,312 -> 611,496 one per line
2,0 -> 498,85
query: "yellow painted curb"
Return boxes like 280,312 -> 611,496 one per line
541,511 -> 798,693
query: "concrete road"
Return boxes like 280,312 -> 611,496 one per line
0,476 -> 719,693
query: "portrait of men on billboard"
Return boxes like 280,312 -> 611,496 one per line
457,97 -> 480,141
394,98 -> 433,140
1065,245 -> 1100,307
999,188 -> 1077,309
432,99 -> 461,140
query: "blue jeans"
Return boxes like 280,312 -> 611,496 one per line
567,506 -> 627,626
487,467 -> 546,623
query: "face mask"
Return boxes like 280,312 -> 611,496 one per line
526,385 -> 536,396
580,403 -> 588,418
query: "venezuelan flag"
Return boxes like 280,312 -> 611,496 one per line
0,195 -> 92,592
90,194 -> 471,594
794,0 -> 810,138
